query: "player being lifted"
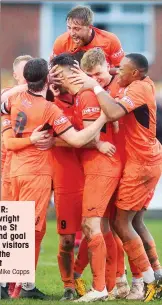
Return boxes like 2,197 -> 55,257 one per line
51,5 -> 124,68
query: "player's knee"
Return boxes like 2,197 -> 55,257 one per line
114,215 -> 122,235
101,217 -> 110,234
132,217 -> 145,232
60,235 -> 75,251
82,219 -> 91,238
82,217 -> 101,239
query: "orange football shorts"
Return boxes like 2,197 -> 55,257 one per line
11,175 -> 52,231
116,161 -> 161,211
82,174 -> 120,217
55,191 -> 83,234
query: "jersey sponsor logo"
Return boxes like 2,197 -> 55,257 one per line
2,118 -> 11,127
111,48 -> 124,59
54,115 -> 68,126
21,99 -> 32,108
122,96 -> 134,107
82,107 -> 100,115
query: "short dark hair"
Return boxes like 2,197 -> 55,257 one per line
23,58 -> 48,92
66,5 -> 94,26
72,50 -> 85,64
126,53 -> 148,74
50,51 -> 85,70
50,53 -> 75,69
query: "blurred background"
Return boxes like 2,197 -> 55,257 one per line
1,0 -> 162,213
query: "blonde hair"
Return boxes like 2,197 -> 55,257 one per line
13,55 -> 33,70
81,48 -> 106,71
66,5 -> 94,26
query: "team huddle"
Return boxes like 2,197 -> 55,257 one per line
1,5 -> 162,302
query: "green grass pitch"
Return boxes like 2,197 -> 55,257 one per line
1,219 -> 162,304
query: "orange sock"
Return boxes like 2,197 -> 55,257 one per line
104,232 -> 117,292
88,233 -> 106,291
128,258 -> 143,278
57,243 -> 74,289
75,231 -> 82,240
144,240 -> 161,271
74,237 -> 89,275
35,222 -> 46,268
123,237 -> 150,272
114,235 -> 125,278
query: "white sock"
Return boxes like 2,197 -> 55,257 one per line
143,267 -> 155,284
22,282 -> 35,291
154,269 -> 162,280
1,283 -> 6,288
132,277 -> 143,284
116,274 -> 127,283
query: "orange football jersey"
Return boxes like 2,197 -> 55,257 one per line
1,115 -> 12,182
73,89 -> 121,177
6,90 -> 72,177
117,76 -> 162,164
105,76 -> 126,165
53,94 -> 84,193
53,26 -> 124,67
1,87 -> 13,178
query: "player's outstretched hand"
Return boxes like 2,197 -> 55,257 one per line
68,62 -> 98,90
48,65 -> 64,85
96,141 -> 116,157
30,125 -> 49,144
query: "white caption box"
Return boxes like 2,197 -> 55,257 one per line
0,201 -> 35,282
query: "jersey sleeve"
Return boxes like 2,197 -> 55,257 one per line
1,96 -> 12,115
1,115 -> 12,133
79,91 -> 100,121
45,103 -> 72,136
109,33 -> 124,67
118,83 -> 145,113
52,36 -> 64,56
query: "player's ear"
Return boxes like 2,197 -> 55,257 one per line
47,74 -> 50,83
132,69 -> 139,78
13,72 -> 17,81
